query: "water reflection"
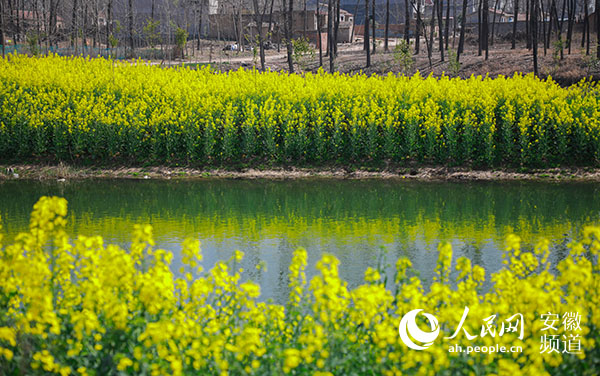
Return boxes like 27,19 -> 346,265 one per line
0,179 -> 598,302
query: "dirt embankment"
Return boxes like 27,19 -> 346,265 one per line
183,40 -> 599,87
2,164 -> 600,182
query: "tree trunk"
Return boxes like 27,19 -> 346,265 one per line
83,3 -> 88,53
268,0 -> 275,40
526,0 -> 530,49
429,0 -> 435,62
410,0 -> 432,65
585,0 -> 590,55
328,0 -> 334,70
365,0 -> 371,65
107,0 -> 112,53
532,0 -> 538,75
128,0 -> 134,57
415,0 -> 421,53
334,0 -> 340,55
35,0 -> 43,53
94,0 -> 100,49
351,0 -> 360,42
385,0 -> 390,51
437,0 -> 444,61
404,0 -> 410,44
197,6 -> 202,50
444,0 -> 450,50
1,0 -> 5,57
303,0 -> 307,38
540,0 -> 546,56
452,0 -> 457,48
557,0 -> 565,59
7,0 -> 14,45
457,0 -> 467,60
372,0 -> 376,53
483,0 -> 488,59
478,0 -> 482,55
238,9 -> 243,52
547,0 -> 555,48
596,0 -> 600,58
566,0 -> 574,54
15,0 -> 20,44
42,0 -> 50,52
252,0 -> 267,70
491,0 -> 499,45
286,0 -> 294,72
317,4 -> 323,66
512,0 -> 518,48
72,0 -> 78,49
581,0 -> 588,49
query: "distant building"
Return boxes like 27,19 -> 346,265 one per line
588,10 -> 597,30
208,3 -> 353,46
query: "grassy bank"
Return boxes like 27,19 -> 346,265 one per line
1,55 -> 600,168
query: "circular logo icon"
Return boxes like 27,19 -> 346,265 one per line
399,309 -> 440,350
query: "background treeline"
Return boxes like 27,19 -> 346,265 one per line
0,0 -> 598,72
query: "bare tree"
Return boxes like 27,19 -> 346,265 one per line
303,0 -> 306,37
50,0 -> 61,48
1,0 -> 5,57
365,0 -> 370,65
478,0 -> 482,55
525,0 -> 530,48
554,0 -> 565,59
444,0 -> 450,50
282,0 -> 294,71
384,0 -> 389,51
532,0 -> 538,74
452,0 -> 457,47
251,0 -> 269,70
540,0 -> 546,55
411,0 -> 432,66
128,0 -> 134,56
558,0 -> 566,58
328,0 -> 333,69
429,0 -> 435,61
490,0 -> 499,45
350,0 -> 360,42
566,0 -> 574,53
415,0 -> 421,53
457,0 -> 467,60
71,0 -> 78,50
581,0 -> 589,54
404,0 -> 410,44
93,0 -> 100,48
334,0 -> 340,55
371,0 -> 376,53
482,0 -> 488,59
512,0 -> 518,48
436,0 -> 444,61
596,0 -> 599,58
547,0 -> 554,48
317,0 -> 323,65
83,1 -> 88,52
106,0 -> 112,53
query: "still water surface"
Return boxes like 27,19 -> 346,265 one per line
0,179 -> 598,302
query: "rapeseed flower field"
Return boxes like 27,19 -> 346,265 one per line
0,196 -> 598,375
1,54 -> 599,166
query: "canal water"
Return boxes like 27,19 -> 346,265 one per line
0,179 -> 598,302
